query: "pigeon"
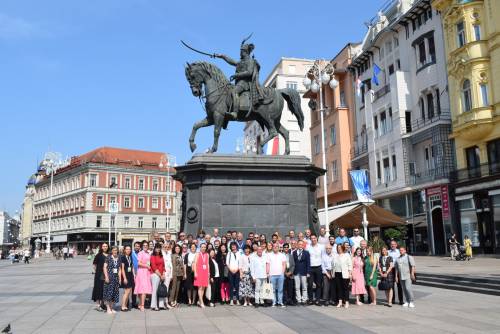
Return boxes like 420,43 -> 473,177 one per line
1,324 -> 11,334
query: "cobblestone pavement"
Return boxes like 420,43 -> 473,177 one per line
0,257 -> 499,334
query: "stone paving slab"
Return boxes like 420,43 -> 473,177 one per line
1,257 -> 500,334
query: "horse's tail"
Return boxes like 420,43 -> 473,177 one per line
281,88 -> 304,131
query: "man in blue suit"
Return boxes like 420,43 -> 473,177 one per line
292,240 -> 310,305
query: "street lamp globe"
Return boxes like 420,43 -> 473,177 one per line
321,72 -> 330,85
302,77 -> 311,88
310,81 -> 319,93
329,77 -> 339,89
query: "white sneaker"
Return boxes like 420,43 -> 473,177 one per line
229,300 -> 234,306
402,303 -> 409,307
272,304 -> 276,307
409,302 -> 415,308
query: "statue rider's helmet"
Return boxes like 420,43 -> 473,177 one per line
240,43 -> 254,56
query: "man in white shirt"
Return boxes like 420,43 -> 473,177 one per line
307,235 -> 325,305
267,243 -> 286,307
210,228 -> 221,244
349,228 -> 365,251
250,246 -> 269,307
318,227 -> 329,246
321,244 -> 335,305
62,246 -> 69,260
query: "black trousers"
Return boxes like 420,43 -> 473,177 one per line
131,279 -> 137,307
308,266 -> 323,301
284,275 -> 295,304
334,272 -> 349,303
322,274 -> 337,303
392,281 -> 403,304
210,277 -> 221,303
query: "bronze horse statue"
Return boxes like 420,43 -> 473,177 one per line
185,61 -> 304,154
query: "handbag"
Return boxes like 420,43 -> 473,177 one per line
260,281 -> 274,300
378,280 -> 388,291
157,281 -> 168,298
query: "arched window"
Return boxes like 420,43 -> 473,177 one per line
462,79 -> 472,111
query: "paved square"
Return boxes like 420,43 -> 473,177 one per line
0,257 -> 499,334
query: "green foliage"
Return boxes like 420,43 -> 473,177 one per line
383,225 -> 408,245
368,236 -> 386,253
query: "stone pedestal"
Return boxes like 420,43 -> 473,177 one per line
174,154 -> 324,237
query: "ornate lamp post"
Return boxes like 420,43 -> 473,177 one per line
303,60 -> 339,235
40,151 -> 64,253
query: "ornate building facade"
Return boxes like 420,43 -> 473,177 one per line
433,0 -> 500,254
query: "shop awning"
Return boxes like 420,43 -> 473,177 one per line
319,201 -> 405,229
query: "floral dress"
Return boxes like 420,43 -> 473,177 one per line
238,254 -> 253,298
103,255 -> 121,303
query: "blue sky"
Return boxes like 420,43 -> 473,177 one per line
0,0 -> 385,214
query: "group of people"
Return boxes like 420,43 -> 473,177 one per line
449,233 -> 473,260
91,227 -> 417,314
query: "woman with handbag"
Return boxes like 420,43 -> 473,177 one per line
226,242 -> 242,305
120,245 -> 135,312
193,243 -> 210,308
216,244 -> 230,304
364,247 -> 378,306
333,244 -> 352,308
150,244 -> 167,311
169,244 -> 185,307
378,247 -> 394,307
103,246 -> 122,314
91,242 -> 109,312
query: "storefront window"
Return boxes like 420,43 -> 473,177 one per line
493,195 -> 500,248
459,198 -> 480,247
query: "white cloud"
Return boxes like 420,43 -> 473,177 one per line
0,13 -> 42,40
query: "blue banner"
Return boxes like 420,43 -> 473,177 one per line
372,63 -> 381,86
350,170 -> 372,202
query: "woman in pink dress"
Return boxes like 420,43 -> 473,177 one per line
351,247 -> 367,305
193,243 -> 210,308
134,241 -> 152,311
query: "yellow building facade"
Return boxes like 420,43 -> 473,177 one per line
433,0 -> 500,254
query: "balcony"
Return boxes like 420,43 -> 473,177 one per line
450,163 -> 500,183
351,142 -> 368,160
373,84 -> 390,101
452,107 -> 495,140
405,114 -> 451,134
407,166 -> 452,186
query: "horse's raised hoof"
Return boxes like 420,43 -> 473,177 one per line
190,142 -> 197,152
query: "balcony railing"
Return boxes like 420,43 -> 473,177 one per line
450,163 -> 500,183
405,113 -> 451,134
351,142 -> 368,159
374,84 -> 390,101
407,166 -> 452,186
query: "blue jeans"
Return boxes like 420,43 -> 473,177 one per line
270,274 -> 284,305
228,271 -> 240,300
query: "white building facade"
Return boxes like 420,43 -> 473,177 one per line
243,58 -> 314,158
350,0 -> 454,254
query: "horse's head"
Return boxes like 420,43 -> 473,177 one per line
185,62 -> 203,97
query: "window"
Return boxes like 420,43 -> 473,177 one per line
96,195 -> 104,207
138,217 -> 143,228
462,79 -> 472,111
480,84 -> 489,106
473,24 -> 481,41
457,21 -> 466,48
392,154 -> 397,180
330,125 -> 336,146
166,217 -> 171,230
332,161 -> 338,182
386,40 -> 392,53
466,146 -> 481,178
124,196 -> 131,208
109,196 -> 116,203
110,216 -> 115,228
419,97 -> 425,120
152,197 -> 159,209
380,111 -> 387,135
152,217 -> 157,229
417,40 -> 426,65
314,135 -> 320,155
110,175 -> 118,188
286,81 -> 298,90
427,93 -> 435,119
124,216 -> 129,228
124,177 -> 131,189
388,64 -> 394,75
396,59 -> 401,70
383,158 -> 390,183
138,178 -> 145,190
436,88 -> 441,115
393,37 -> 399,48
428,36 -> 436,62
376,160 -> 382,184
387,107 -> 393,132
90,174 -> 97,187
152,179 -> 159,191
487,139 -> 500,173
373,116 -> 379,137
166,197 -> 171,209
96,216 -> 102,228
138,197 -> 145,209
339,90 -> 346,107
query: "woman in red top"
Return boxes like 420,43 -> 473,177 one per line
193,243 -> 210,308
150,244 -> 168,311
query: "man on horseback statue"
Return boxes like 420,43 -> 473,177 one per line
214,39 -> 264,120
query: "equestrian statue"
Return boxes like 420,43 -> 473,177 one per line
183,35 -> 304,155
